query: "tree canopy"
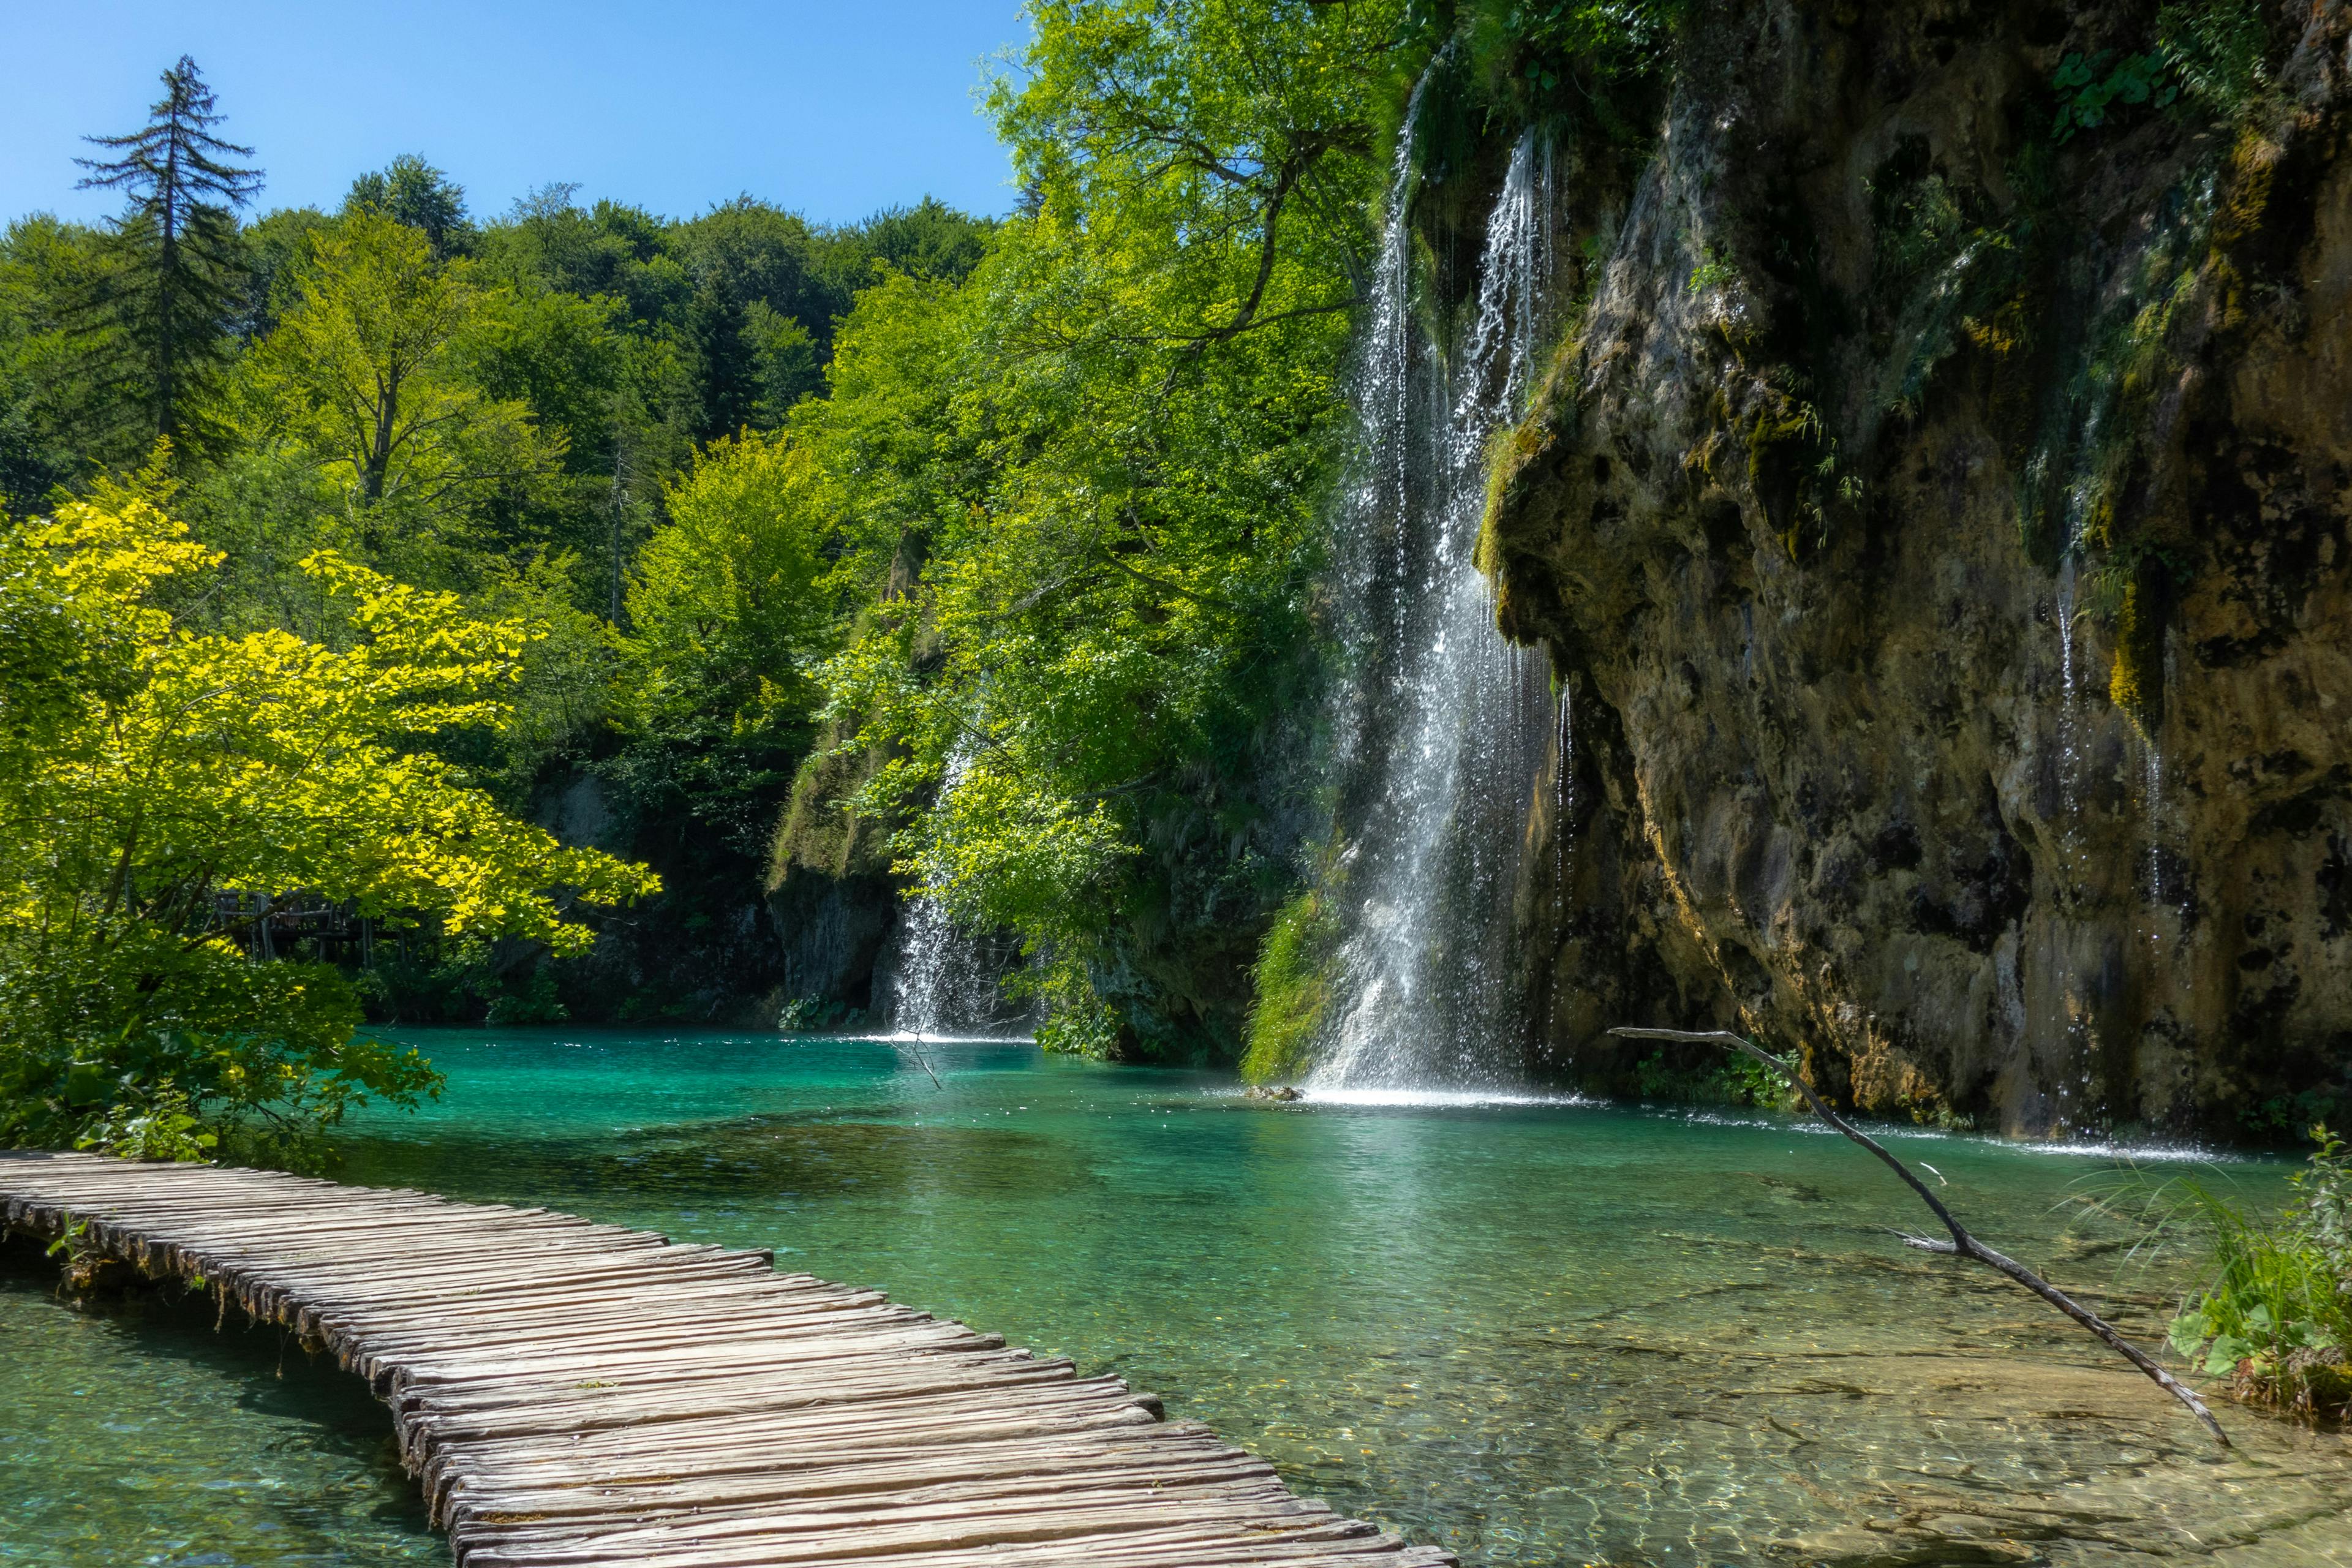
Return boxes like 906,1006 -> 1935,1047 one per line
0,2 -> 1433,1101
0,497 -> 657,1159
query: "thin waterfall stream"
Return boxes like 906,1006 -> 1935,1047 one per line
1313,128 -> 1558,1090
883,742 -> 1008,1041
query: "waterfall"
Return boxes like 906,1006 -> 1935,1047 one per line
1553,682 -> 1575,919
886,744 -> 1005,1038
1311,128 -> 1558,1090
2053,554 -> 2080,834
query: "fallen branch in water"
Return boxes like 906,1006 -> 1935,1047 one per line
1609,1024 -> 2230,1448
895,1032 -> 944,1090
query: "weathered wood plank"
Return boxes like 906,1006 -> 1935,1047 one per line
0,1150 -> 1452,1568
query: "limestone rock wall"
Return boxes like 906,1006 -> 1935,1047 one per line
1489,0 -> 2352,1136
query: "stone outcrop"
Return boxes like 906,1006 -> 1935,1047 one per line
1487,1 -> 2352,1136
766,720 -> 905,1022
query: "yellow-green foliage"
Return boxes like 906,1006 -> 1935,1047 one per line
0,499 -> 659,1159
235,213 -> 569,556
2108,578 -> 2155,724
1240,888 -> 1338,1084
623,428 -> 833,737
1476,419 -> 1550,581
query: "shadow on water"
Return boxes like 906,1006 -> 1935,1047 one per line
0,1235 -> 435,1566
337,1113 -> 1068,1208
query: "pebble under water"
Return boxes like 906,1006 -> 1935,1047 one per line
5,1030 -> 2349,1567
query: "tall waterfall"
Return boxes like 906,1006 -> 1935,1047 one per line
1311,129 -> 1558,1089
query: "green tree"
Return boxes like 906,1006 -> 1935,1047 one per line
608,429 -> 834,851
808,0 -> 1401,1055
831,197 -> 995,288
0,497 -> 659,1159
73,55 -> 263,452
345,154 -> 474,258
236,205 -> 333,340
671,199 -> 828,437
237,212 -> 565,562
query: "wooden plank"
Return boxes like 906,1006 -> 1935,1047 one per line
0,1152 -> 1452,1568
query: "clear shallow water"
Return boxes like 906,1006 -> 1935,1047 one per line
7,1031 -> 2350,1567
0,1247 -> 434,1565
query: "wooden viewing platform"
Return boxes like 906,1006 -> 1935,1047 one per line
1,1151 -> 1453,1568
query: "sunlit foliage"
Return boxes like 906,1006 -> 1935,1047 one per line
0,499 -> 657,1159
807,0 -> 1404,1054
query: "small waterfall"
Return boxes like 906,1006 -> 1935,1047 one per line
1552,683 -> 1575,918
2138,635 -> 2189,959
2045,380 -> 2111,858
1313,129 -> 1558,1090
2053,555 -> 2080,833
886,745 -> 1005,1038
888,889 -> 1000,1038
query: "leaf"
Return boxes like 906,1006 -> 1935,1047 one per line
62,1063 -> 110,1107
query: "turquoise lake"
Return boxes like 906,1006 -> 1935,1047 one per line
5,1029 -> 2350,1566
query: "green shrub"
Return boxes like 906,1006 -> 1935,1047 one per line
2050,1 -> 2271,143
2168,1128 -> 2352,1419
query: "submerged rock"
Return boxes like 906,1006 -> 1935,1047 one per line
1244,1084 -> 1305,1102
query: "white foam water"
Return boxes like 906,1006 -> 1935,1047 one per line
1311,127 -> 1559,1093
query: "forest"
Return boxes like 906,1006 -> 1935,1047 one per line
0,0 -> 1434,1164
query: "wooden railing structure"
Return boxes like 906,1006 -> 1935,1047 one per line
1,1150 -> 1452,1568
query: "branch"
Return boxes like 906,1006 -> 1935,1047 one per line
1608,1025 -> 2230,1448
1093,545 -> 1245,613
894,1031 -> 944,1091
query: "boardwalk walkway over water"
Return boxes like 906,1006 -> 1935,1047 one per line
2,1151 -> 1453,1568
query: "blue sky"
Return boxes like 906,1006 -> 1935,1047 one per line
1,1 -> 1028,229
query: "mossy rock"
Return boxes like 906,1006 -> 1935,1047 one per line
1240,888 -> 1339,1085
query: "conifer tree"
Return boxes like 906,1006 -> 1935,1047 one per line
74,55 -> 263,449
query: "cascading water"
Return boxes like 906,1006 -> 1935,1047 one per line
2053,554 -> 2081,831
1311,127 -> 1558,1090
885,744 -> 1006,1039
1552,684 -> 1575,919
886,889 -> 1001,1039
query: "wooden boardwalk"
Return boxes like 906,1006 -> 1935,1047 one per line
1,1151 -> 1452,1568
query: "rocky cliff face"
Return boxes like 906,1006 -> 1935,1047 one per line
1487,1 -> 2352,1137
765,720 -> 905,1024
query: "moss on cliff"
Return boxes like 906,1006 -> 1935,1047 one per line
1240,887 -> 1341,1085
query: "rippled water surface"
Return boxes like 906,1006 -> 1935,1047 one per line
7,1030 -> 2349,1566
